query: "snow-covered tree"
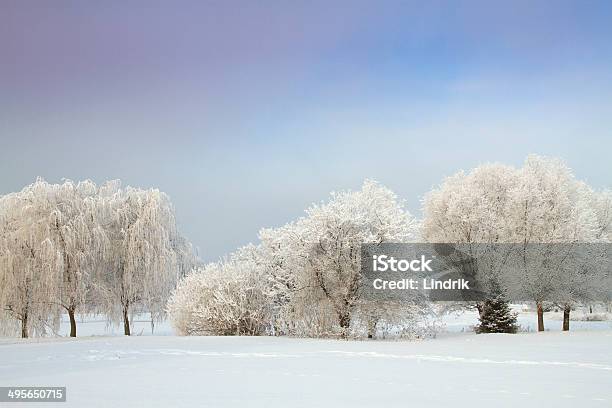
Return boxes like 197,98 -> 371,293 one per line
422,163 -> 518,245
590,190 -> 612,315
508,155 -> 599,331
591,189 -> 612,241
95,183 -> 187,335
0,183 -> 63,338
42,180 -> 108,337
422,163 -> 520,316
545,187 -> 612,331
278,180 -> 418,337
423,156 -> 603,332
1,179 -> 193,338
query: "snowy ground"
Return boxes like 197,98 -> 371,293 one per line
1,311 -> 611,408
1,332 -> 611,407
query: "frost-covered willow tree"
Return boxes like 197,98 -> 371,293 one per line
0,179 -> 108,337
44,180 -> 108,337
272,180 -> 418,338
1,178 -> 193,338
0,183 -> 63,338
95,183 -> 187,335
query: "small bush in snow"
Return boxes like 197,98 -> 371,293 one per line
583,313 -> 610,322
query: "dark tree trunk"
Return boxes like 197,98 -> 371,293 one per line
476,302 -> 484,318
338,311 -> 351,338
562,305 -> 570,331
536,302 -> 545,332
367,317 -> 376,339
68,307 -> 77,337
123,303 -> 131,336
21,311 -> 28,338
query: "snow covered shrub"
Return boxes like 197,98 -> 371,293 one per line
277,284 -> 339,338
582,313 -> 610,322
352,301 -> 439,339
167,260 -> 271,336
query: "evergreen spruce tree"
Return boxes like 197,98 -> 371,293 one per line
476,281 -> 518,334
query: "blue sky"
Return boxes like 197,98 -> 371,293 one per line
1,1 -> 611,260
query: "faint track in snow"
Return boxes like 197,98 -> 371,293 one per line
317,350 -> 612,371
80,348 -> 612,371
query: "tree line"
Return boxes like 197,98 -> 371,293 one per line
0,179 -> 194,338
167,155 -> 612,338
1,155 -> 611,338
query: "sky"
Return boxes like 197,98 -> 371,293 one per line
1,1 -> 612,261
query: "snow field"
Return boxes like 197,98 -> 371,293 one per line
1,330 -> 611,408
